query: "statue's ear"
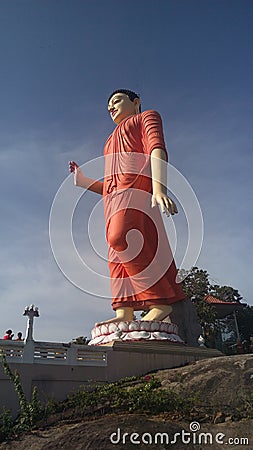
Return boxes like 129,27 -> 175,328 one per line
134,97 -> 141,113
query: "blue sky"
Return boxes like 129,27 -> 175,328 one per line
0,0 -> 252,342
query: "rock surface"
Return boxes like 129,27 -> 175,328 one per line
0,354 -> 252,449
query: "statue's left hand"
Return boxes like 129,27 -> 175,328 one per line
152,193 -> 178,216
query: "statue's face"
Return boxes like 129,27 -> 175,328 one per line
108,93 -> 140,124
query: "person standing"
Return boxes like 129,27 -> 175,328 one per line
3,329 -> 14,340
15,332 -> 23,341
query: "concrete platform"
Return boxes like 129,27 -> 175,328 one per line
103,340 -> 223,380
0,340 -> 222,417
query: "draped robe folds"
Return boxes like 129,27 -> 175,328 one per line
103,110 -> 185,311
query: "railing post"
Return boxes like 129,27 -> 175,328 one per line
22,339 -> 35,364
66,344 -> 77,365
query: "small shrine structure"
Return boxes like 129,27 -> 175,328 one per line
204,294 -> 246,349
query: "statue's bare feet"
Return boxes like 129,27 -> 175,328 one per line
95,317 -> 123,327
162,315 -> 172,323
141,305 -> 172,322
95,307 -> 134,327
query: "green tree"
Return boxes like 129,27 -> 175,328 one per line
210,285 -> 243,303
179,267 -> 248,351
71,336 -> 90,345
179,267 -> 210,301
179,267 -> 218,331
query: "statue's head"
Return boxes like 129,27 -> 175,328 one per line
107,89 -> 141,124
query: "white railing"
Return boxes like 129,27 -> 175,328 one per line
0,340 -> 107,366
0,341 -> 24,362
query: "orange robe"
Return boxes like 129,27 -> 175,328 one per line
103,110 -> 185,311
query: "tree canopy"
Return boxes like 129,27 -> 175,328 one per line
179,266 -> 251,350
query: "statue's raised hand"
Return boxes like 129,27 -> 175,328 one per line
69,160 -> 83,186
68,161 -> 103,194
